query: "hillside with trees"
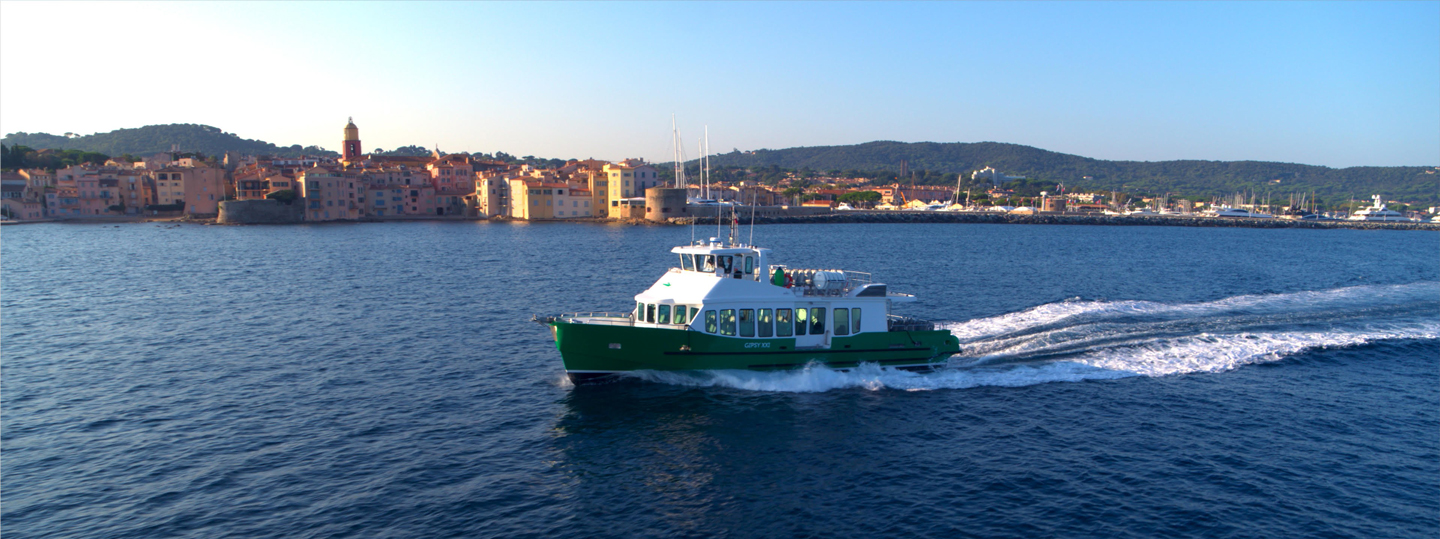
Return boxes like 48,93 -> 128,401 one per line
1,124 -> 337,159
701,141 -> 1439,205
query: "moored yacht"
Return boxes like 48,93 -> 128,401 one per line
536,233 -> 961,382
1207,207 -> 1274,218
1348,195 -> 1414,222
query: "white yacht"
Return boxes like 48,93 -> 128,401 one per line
1208,207 -> 1274,219
1348,195 -> 1414,222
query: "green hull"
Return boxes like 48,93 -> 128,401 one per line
550,322 -> 960,378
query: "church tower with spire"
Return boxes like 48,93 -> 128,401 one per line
342,117 -> 361,162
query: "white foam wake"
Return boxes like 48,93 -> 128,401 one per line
940,282 -> 1439,342
622,283 -> 1440,393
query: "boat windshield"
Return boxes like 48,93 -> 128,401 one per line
680,255 -> 694,271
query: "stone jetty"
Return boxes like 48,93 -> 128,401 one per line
683,211 -> 1440,231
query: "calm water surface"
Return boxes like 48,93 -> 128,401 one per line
3,222 -> 1437,538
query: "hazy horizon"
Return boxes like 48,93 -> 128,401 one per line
2,1 -> 1436,168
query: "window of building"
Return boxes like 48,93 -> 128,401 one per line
705,310 -> 717,333
658,305 -> 670,324
795,308 -> 808,336
739,309 -> 755,337
834,308 -> 850,336
758,309 -> 774,338
719,309 -> 736,336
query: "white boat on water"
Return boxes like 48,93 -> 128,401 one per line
1126,208 -> 1159,216
1208,207 -> 1274,219
835,203 -> 856,211
1348,195 -> 1414,222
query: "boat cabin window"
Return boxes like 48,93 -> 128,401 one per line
744,256 -> 755,275
758,309 -> 773,338
719,309 -> 736,336
675,305 -> 687,324
739,309 -> 755,337
658,305 -> 671,324
681,255 -> 694,271
646,304 -> 656,323
699,255 -> 714,272
852,308 -> 861,334
718,256 -> 733,274
795,308 -> 808,335
636,302 -> 643,320
834,308 -> 850,336
705,310 -> 717,333
776,309 -> 793,337
810,307 -> 826,335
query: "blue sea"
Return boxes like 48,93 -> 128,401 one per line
3,221 -> 1437,538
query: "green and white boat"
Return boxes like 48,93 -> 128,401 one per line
537,235 -> 961,383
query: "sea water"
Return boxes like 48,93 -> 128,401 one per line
2,222 -> 1436,538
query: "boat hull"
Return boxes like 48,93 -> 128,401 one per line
549,321 -> 961,382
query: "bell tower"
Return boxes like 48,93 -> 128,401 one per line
342,117 -> 361,162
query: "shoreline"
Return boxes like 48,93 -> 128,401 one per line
684,211 -> 1440,231
9,211 -> 1438,231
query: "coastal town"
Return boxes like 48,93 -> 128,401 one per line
2,118 -> 1436,226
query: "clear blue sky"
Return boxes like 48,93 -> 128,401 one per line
2,1 -> 1436,168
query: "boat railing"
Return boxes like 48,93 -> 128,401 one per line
887,314 -> 936,332
553,312 -> 635,326
783,268 -> 872,297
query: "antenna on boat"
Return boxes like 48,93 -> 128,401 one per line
728,203 -> 739,246
749,189 -> 757,247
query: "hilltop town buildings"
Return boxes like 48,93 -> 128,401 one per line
9,118 -> 1249,223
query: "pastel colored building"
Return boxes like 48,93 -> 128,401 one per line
362,166 -> 435,217
428,153 -> 475,215
603,159 -> 660,218
474,172 -> 512,217
152,169 -> 187,206
507,179 -> 597,220
298,167 -> 362,221
1,198 -> 44,220
148,165 -> 224,214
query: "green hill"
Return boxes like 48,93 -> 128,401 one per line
2,124 -> 337,159
703,141 -> 1439,204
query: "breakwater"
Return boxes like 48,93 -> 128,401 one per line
688,211 -> 1440,231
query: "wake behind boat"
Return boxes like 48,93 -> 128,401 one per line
535,227 -> 960,383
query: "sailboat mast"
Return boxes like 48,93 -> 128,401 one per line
704,126 -> 710,200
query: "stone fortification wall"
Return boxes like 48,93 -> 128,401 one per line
218,199 -> 304,224
645,188 -> 691,222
